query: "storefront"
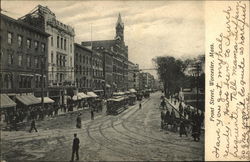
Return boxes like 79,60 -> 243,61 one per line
0,94 -> 16,125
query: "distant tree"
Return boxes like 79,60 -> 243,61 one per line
153,54 -> 205,97
153,56 -> 185,98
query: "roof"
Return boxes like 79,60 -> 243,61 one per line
1,13 -> 50,37
75,43 -> 93,53
82,40 -> 116,50
116,13 -> 124,28
0,94 -> 16,109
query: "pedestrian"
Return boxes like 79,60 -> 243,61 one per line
170,109 -> 176,129
192,121 -> 201,141
29,119 -> 38,133
139,102 -> 142,109
91,109 -> 94,120
71,133 -> 80,161
160,110 -> 165,129
179,120 -> 188,137
164,109 -> 170,130
12,114 -> 18,131
179,102 -> 183,117
76,113 -> 82,128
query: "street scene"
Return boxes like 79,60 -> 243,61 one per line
1,1 -> 205,161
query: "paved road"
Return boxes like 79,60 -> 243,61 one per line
1,92 -> 204,161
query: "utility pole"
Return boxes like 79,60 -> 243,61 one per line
103,51 -> 106,99
41,56 -> 45,110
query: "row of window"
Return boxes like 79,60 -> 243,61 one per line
7,53 -> 42,68
53,36 -> 73,53
0,75 -> 44,89
75,53 -> 103,68
7,32 -> 45,52
75,65 -> 103,77
75,79 -> 102,89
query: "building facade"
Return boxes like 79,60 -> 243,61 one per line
0,13 -> 49,95
74,43 -> 104,94
139,72 -> 155,91
128,61 -> 140,90
20,5 -> 75,105
82,13 -> 128,92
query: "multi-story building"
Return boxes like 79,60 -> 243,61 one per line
128,61 -> 140,90
19,5 -> 75,105
139,72 -> 155,91
82,13 -> 128,92
74,43 -> 104,95
0,13 -> 49,101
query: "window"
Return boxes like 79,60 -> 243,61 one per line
64,39 -> 66,50
59,55 -> 62,66
18,35 -> 23,47
35,58 -> 38,68
61,37 -> 63,49
56,54 -> 59,65
51,36 -> 53,46
8,54 -> 13,65
8,32 -> 13,44
83,56 -> 85,63
27,39 -> 31,49
79,54 -> 81,62
79,65 -> 82,74
27,55 -> 31,67
70,56 -> 72,67
63,56 -> 66,67
57,36 -> 59,48
51,51 -> 53,63
75,65 -> 78,73
18,55 -> 22,66
41,43 -> 45,52
34,41 -> 38,51
70,44 -> 72,53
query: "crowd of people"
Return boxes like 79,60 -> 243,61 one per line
160,97 -> 204,142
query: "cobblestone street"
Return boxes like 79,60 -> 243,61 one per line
1,92 -> 204,161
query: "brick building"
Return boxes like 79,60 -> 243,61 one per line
74,43 -> 104,94
19,5 -> 75,105
0,13 -> 49,96
82,13 -> 128,92
128,61 -> 140,90
139,72 -> 155,91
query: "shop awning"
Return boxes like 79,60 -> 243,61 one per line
87,92 -> 98,98
106,84 -> 111,88
0,94 -> 16,109
16,95 -> 41,106
108,97 -> 124,102
129,89 -> 137,93
72,95 -> 80,101
78,92 -> 89,99
37,97 -> 55,104
113,92 -> 125,96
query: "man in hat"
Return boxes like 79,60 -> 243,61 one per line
71,133 -> 80,161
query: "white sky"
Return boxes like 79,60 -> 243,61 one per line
1,0 -> 204,78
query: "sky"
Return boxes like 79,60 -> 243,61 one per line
1,0 -> 205,78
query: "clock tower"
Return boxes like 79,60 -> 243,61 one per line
115,13 -> 124,42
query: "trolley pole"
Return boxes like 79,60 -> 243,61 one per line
41,56 -> 45,110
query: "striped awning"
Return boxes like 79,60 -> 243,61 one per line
78,92 -> 89,99
16,95 -> 40,106
37,97 -> 55,104
0,94 -> 16,109
87,92 -> 98,98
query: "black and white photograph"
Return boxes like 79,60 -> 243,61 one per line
0,1 -> 205,161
